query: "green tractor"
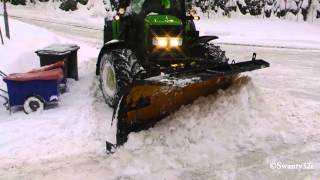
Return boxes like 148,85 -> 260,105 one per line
96,0 -> 269,152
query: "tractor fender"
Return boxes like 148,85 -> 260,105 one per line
196,36 -> 219,44
96,40 -> 126,75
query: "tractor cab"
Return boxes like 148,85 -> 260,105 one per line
129,0 -> 183,16
103,0 -> 200,65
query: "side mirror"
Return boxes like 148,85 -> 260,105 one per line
193,16 -> 200,21
185,15 -> 200,21
185,16 -> 193,20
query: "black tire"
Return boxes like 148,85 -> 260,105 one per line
203,43 -> 229,63
99,48 -> 140,108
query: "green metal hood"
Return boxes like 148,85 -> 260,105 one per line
144,15 -> 183,26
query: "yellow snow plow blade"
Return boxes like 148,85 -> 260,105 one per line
125,74 -> 237,123
108,59 -> 269,150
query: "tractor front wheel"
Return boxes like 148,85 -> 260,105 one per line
99,48 -> 139,108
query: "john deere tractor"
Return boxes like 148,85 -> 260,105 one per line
96,0 -> 269,152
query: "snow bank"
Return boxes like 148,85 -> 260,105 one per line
0,18 -> 61,74
109,77 -> 284,178
0,17 -> 98,85
0,18 -> 104,166
195,18 -> 320,49
3,3 -> 106,28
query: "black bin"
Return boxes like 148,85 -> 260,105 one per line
36,44 -> 80,81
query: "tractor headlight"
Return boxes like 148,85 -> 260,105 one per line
169,38 -> 182,47
152,37 -> 182,48
153,37 -> 168,47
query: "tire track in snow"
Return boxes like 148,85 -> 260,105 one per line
0,14 -> 104,46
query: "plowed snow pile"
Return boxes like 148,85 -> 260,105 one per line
101,75 -> 319,179
107,77 -> 284,178
124,77 -> 279,159
1,18 -> 320,179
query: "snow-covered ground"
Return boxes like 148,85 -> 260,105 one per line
196,18 -> 320,49
2,3 -> 107,28
0,18 -> 105,167
0,11 -> 320,180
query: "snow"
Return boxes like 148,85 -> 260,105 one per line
160,77 -> 201,87
302,0 -> 310,9
35,44 -> 80,56
0,19 -> 58,73
0,18 -> 103,165
2,2 -> 106,28
3,4 -> 320,49
0,8 -> 320,180
195,18 -> 320,49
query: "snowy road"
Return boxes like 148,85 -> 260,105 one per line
0,18 -> 320,179
7,15 -> 104,45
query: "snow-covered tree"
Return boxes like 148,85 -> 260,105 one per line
4,0 -> 320,20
